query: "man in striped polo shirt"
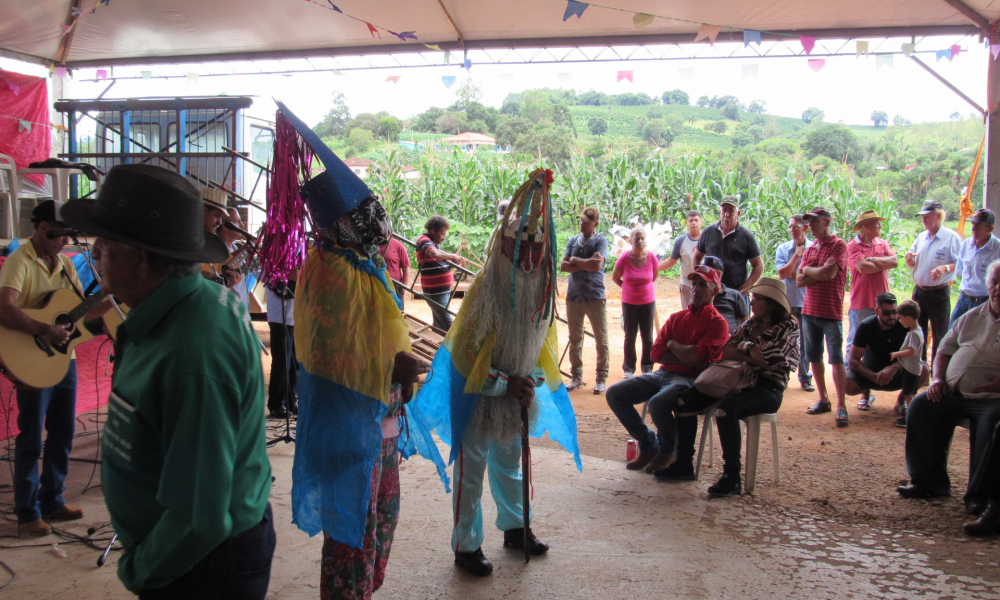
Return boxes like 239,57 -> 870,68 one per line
797,207 -> 851,427
416,215 -> 467,331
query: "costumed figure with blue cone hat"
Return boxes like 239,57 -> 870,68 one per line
402,169 -> 582,576
261,102 -> 429,600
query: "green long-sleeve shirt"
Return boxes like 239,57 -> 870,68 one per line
102,274 -> 271,592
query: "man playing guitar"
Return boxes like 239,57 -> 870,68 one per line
0,201 -> 111,536
200,188 -> 244,290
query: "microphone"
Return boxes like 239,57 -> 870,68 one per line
223,221 -> 257,241
47,229 -> 79,240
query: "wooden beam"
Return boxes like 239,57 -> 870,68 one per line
909,55 -> 986,115
987,40 -> 1000,214
940,0 -> 992,36
56,0 -> 83,66
434,0 -> 465,50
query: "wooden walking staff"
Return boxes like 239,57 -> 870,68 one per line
520,404 -> 530,563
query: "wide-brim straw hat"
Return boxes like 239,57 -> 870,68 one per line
852,209 -> 887,232
201,187 -> 231,215
747,277 -> 790,314
61,164 -> 229,263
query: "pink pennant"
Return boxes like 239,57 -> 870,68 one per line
366,22 -> 380,39
808,59 -> 825,73
991,44 -> 1000,60
694,24 -> 722,45
800,36 -> 816,55
61,24 -> 73,35
385,75 -> 400,83
951,44 -> 961,59
54,66 -> 68,79
96,69 -> 108,81
8,83 -> 19,96
617,70 -> 633,83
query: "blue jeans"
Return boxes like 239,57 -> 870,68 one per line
802,315 -> 844,365
425,291 -> 453,331
846,308 -> 876,354
791,307 -> 812,386
15,361 -> 77,523
138,503 -> 276,599
605,369 -> 696,454
950,292 -> 988,327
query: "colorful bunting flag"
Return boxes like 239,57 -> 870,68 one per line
800,36 -> 816,55
385,76 -> 400,83
8,83 -> 19,96
563,0 -> 588,21
901,43 -> 915,56
992,44 -> 1000,60
367,22 -> 380,38
54,66 -> 68,79
807,59 -> 825,73
936,49 -> 950,61
633,13 -> 654,28
464,58 -> 472,70
141,71 -> 152,79
424,44 -> 441,51
332,69 -> 345,75
743,29 -> 761,47
951,45 -> 961,59
61,24 -> 73,36
856,41 -> 869,57
442,75 -> 456,88
326,2 -> 342,13
741,64 -> 758,79
18,120 -> 31,133
695,24 -> 721,45
187,72 -> 199,83
678,67 -> 695,81
617,70 -> 633,83
96,69 -> 108,81
445,51 -> 450,65
875,55 -> 893,70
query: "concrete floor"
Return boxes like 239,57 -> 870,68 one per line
1,418 -> 999,599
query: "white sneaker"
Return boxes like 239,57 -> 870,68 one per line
566,379 -> 586,391
622,371 -> 634,380
594,381 -> 607,394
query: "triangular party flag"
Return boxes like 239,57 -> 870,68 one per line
463,57 -> 472,70
332,69 -> 345,75
366,22 -> 380,38
800,36 -> 816,55
442,75 -> 456,88
326,2 -> 342,13
742,64 -> 758,79
424,43 -> 441,51
54,66 -> 67,79
743,29 -> 761,47
71,6 -> 84,15
444,51 -> 451,65
856,41 -> 869,57
992,44 -> 1000,60
951,45 -> 961,59
808,59 -> 825,73
18,119 -> 31,133
385,76 -> 400,83
695,24 -> 722,45
875,55 -> 893,70
678,67 -> 695,81
936,49 -> 950,61
187,72 -> 199,83
617,70 -> 633,83
633,13 -> 654,28
563,0 -> 588,21
557,72 -> 572,82
61,24 -> 73,36
8,83 -> 19,96
901,43 -> 915,56
390,31 -> 417,42
48,64 -> 55,75
141,71 -> 152,79
96,69 -> 108,81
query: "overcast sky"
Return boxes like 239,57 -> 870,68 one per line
1,35 -> 990,129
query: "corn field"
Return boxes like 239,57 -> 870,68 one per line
368,147 -> 910,289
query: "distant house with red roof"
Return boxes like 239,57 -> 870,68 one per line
344,157 -> 373,179
443,132 -> 499,152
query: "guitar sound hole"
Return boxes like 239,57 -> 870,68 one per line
52,314 -> 80,355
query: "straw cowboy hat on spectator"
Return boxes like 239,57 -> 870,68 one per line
746,277 -> 790,314
852,210 -> 887,232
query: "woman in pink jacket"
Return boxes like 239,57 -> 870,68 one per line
612,228 -> 660,379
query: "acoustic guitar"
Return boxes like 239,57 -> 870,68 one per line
0,288 -> 108,390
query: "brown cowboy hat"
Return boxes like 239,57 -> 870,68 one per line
61,164 -> 229,263
747,277 -> 790,314
852,209 -> 887,232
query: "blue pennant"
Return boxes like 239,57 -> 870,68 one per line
563,0 -> 588,21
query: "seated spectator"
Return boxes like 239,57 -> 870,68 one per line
612,227 -> 660,378
844,292 -> 929,414
898,259 -> 1000,515
963,420 -> 1000,536
605,266 -> 730,475
889,300 -> 928,427
660,278 -> 799,497
703,255 -> 749,334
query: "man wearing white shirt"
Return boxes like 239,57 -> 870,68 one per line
904,199 -> 962,361
898,260 -> 1000,520
266,280 -> 297,419
951,208 -> 1000,325
659,210 -> 702,309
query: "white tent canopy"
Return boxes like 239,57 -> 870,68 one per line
0,0 -> 997,68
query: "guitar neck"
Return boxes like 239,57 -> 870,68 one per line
68,290 -> 109,323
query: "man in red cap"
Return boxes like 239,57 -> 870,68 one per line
605,265 -> 730,476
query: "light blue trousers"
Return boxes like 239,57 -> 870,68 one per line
451,435 -> 530,553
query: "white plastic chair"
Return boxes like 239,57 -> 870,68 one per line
740,413 -> 780,494
0,154 -> 19,238
640,400 -> 718,479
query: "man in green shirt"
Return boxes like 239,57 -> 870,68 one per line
62,164 -> 274,599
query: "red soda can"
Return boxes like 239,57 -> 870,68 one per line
626,439 -> 638,461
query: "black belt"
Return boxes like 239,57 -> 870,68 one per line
915,284 -> 948,292
960,292 -> 989,302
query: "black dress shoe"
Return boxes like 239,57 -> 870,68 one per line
653,461 -> 695,481
897,484 -> 950,499
964,500 -> 1000,536
455,547 -> 493,576
707,473 -> 742,497
268,407 -> 289,419
503,527 -> 549,555
967,499 -> 987,516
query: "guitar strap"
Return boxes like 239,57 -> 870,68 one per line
59,260 -> 87,303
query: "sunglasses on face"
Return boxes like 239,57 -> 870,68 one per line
880,309 -> 897,316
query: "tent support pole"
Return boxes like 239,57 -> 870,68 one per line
986,25 -> 1000,214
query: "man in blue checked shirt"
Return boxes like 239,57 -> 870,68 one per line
951,208 -> 1000,325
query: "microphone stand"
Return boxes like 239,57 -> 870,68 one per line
268,284 -> 295,446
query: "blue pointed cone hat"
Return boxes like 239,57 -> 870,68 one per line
276,100 -> 373,229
